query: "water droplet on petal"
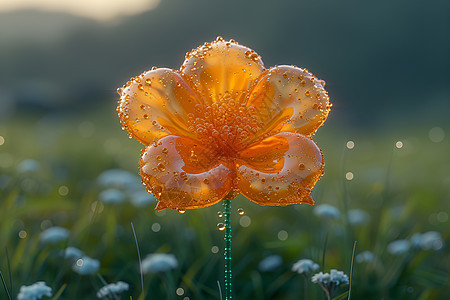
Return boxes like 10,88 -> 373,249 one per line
237,208 -> 245,215
157,163 -> 165,172
177,209 -> 186,214
218,211 -> 223,218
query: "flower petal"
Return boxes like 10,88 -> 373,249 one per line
246,66 -> 331,138
118,68 -> 202,145
236,132 -> 323,206
140,135 -> 235,210
181,37 -> 265,104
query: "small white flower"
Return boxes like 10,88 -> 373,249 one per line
311,272 -> 331,284
17,281 -> 52,300
356,251 -> 374,263
313,204 -> 340,219
142,253 -> 178,273
96,281 -> 129,298
99,188 -> 125,204
312,269 -> 349,286
410,231 -> 444,251
61,247 -> 84,260
72,256 -> 100,275
39,226 -> 70,244
330,269 -> 349,285
17,159 -> 40,174
348,209 -> 370,225
258,255 -> 282,272
129,190 -> 156,207
387,239 -> 411,255
292,259 -> 320,274
97,169 -> 140,189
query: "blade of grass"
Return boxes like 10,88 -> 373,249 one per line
322,232 -> 329,272
0,270 -> 12,300
5,247 -> 12,298
131,222 -> 144,294
50,283 -> 67,300
347,241 -> 357,300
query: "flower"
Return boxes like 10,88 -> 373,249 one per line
258,254 -> 283,272
292,258 -> 319,274
356,250 -> 374,263
98,188 -> 125,204
72,256 -> 100,275
61,246 -> 84,260
313,204 -> 340,219
387,239 -> 411,255
97,169 -> 141,189
117,37 -> 331,211
348,209 -> 370,225
142,253 -> 178,273
39,226 -> 70,244
96,281 -> 129,298
17,281 -> 52,300
410,231 -> 444,251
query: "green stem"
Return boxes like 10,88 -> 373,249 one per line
223,199 -> 232,299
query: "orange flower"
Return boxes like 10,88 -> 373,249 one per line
117,37 -> 331,211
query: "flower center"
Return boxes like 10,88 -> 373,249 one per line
187,93 -> 263,157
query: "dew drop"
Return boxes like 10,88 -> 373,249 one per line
157,163 -> 165,172
145,78 -> 152,84
218,211 -> 223,218
217,223 -> 225,231
152,121 -> 157,126
156,155 -> 162,161
203,178 -> 209,184
237,208 -> 245,215
162,147 -> 169,154
138,84 -> 144,91
298,163 -> 305,170
177,209 -> 186,214
305,90 -> 311,97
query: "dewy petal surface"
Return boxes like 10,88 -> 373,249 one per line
118,68 -> 202,145
236,132 -> 323,206
181,37 -> 265,105
246,65 -> 331,139
140,135 -> 235,210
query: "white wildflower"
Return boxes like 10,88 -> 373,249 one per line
96,281 -> 129,298
72,256 -> 100,275
99,188 -> 125,204
410,231 -> 444,251
292,259 -> 320,274
39,226 -> 69,244
387,239 -> 411,255
356,251 -> 374,263
142,253 -> 178,273
330,269 -> 349,285
17,281 -> 52,300
258,255 -> 282,272
61,247 -> 84,260
313,204 -> 340,219
97,169 -> 140,189
348,209 -> 370,225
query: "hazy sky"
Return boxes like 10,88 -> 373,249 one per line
0,0 -> 160,20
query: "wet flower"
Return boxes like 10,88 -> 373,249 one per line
292,258 -> 319,274
17,281 -> 52,300
99,188 -> 125,204
312,269 -> 349,300
117,37 -> 331,211
387,239 -> 411,255
39,226 -> 70,244
356,250 -> 374,263
313,204 -> 340,219
258,254 -> 283,272
348,209 -> 370,225
142,253 -> 178,273
72,256 -> 100,275
410,231 -> 444,251
96,281 -> 129,298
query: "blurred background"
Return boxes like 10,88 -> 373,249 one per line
0,0 -> 449,299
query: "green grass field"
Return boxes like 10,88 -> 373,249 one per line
0,107 -> 448,299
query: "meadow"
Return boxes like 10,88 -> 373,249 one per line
0,105 -> 449,300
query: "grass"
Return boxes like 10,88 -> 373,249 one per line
0,106 -> 449,299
